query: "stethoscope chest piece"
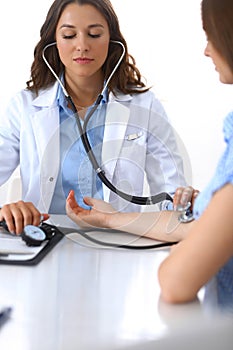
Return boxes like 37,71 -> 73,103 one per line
177,202 -> 194,223
21,225 -> 47,247
178,211 -> 194,223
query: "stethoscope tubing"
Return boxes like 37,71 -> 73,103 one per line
67,95 -> 173,205
42,41 -> 173,205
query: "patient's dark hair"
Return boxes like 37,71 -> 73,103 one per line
202,0 -> 233,73
27,0 -> 149,95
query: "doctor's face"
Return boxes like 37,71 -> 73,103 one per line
55,3 -> 110,82
204,39 -> 233,84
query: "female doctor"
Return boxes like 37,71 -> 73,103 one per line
0,0 -> 186,234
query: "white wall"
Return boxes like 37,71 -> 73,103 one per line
112,0 -> 232,190
0,0 -> 232,203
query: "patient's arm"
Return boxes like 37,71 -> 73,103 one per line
158,183 -> 233,303
66,190 -> 194,242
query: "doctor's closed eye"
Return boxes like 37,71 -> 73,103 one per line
60,23 -> 105,40
62,32 -> 103,39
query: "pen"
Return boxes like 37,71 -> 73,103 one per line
0,306 -> 12,327
0,251 -> 35,256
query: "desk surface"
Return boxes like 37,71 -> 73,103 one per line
0,221 -> 232,350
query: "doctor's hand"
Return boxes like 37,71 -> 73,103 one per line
0,201 -> 49,235
173,186 -> 200,211
66,190 -> 117,229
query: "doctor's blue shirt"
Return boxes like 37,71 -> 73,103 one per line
49,83 -> 107,214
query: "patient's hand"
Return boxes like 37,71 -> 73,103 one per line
66,190 -> 117,228
173,186 -> 200,211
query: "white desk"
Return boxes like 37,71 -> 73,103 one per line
0,221 -> 232,350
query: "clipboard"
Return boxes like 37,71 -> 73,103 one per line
0,223 -> 64,266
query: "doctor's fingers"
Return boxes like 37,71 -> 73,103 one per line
0,201 -> 43,235
173,186 -> 192,209
173,186 -> 199,210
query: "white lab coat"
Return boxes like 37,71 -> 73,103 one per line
0,82 -> 186,213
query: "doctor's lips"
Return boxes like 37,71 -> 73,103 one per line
73,57 -> 94,64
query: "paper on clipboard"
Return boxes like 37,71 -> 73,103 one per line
0,228 -> 46,261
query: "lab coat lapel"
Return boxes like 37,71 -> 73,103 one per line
29,83 -> 60,197
102,96 -> 130,201
31,83 -> 60,164
31,106 -> 60,163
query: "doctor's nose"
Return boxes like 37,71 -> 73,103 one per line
75,36 -> 90,52
204,42 -> 210,57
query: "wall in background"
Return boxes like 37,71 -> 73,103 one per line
0,0 -> 232,203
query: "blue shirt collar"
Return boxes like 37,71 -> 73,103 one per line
56,75 -> 108,109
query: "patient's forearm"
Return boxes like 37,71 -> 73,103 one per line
106,210 -> 194,242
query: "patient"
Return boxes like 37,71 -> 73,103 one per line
66,0 -> 233,309
158,0 -> 233,309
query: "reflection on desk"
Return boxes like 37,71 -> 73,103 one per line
0,216 -> 232,350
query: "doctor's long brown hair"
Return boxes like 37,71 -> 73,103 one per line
27,0 -> 149,95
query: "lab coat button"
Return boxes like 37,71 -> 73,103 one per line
49,177 -> 54,182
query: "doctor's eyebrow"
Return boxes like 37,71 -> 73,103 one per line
58,23 -> 105,30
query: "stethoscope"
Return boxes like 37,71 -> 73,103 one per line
41,40 -> 194,228
0,41 -> 194,251
42,40 -> 174,206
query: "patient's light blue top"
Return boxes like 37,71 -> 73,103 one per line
49,83 -> 107,214
193,110 -> 233,311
